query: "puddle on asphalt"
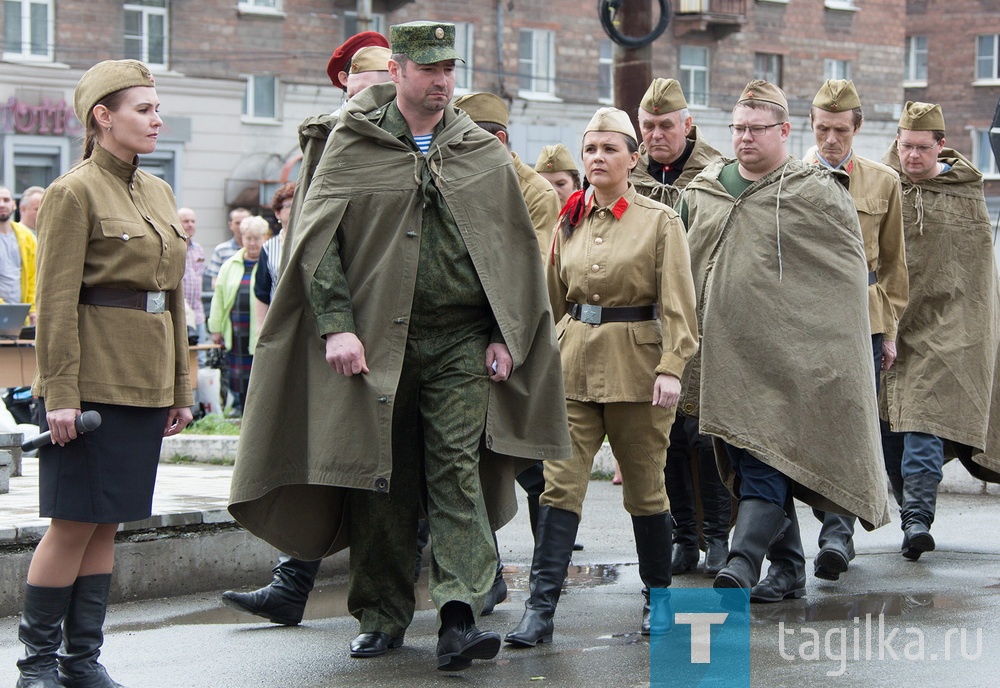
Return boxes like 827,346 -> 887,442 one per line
749,592 -> 968,625
112,564 -> 621,632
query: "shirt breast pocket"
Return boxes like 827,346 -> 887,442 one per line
99,220 -> 149,243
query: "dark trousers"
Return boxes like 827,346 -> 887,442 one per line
722,443 -> 790,509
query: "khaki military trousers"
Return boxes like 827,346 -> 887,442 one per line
541,399 -> 675,518
347,324 -> 497,636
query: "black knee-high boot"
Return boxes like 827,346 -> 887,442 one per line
504,506 -> 579,647
901,473 -> 939,560
714,499 -> 788,592
632,512 -> 673,635
59,574 -> 123,688
221,556 -> 321,625
15,583 -> 73,688
750,498 -> 806,603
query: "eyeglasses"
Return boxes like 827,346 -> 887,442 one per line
898,142 -> 938,154
729,123 -> 783,137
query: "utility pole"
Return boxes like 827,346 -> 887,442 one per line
613,1 -> 653,134
355,0 -> 372,32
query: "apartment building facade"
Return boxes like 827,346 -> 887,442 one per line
0,0 -> 910,247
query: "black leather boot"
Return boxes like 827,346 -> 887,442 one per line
632,512 -> 673,635
481,534 -> 508,616
58,574 -> 123,688
436,601 -> 500,672
504,506 -> 579,647
813,510 -> 856,581
901,472 -> 939,560
714,499 -> 788,592
221,556 -> 321,625
751,499 -> 806,603
666,439 -> 699,575
15,583 -> 73,688
698,447 -> 732,574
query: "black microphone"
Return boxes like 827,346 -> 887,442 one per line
22,410 -> 103,451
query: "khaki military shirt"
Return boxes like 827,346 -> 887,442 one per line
547,185 -> 698,402
805,148 -> 908,340
631,126 -> 723,208
512,152 -> 560,260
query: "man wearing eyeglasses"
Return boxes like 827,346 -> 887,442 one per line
801,80 -> 908,587
880,102 -> 1000,562
678,80 -> 891,600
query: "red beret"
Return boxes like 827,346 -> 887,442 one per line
326,31 -> 390,90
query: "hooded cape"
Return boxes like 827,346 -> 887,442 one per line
631,125 -> 723,207
682,157 -> 891,530
229,83 -> 571,559
882,144 -> 1000,480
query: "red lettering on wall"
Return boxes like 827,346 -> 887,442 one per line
0,97 -> 82,136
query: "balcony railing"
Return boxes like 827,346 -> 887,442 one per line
673,0 -> 747,37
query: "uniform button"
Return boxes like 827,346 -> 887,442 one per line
683,403 -> 694,413
393,317 -> 406,324
406,231 -> 417,238
375,477 -> 388,492
595,237 -> 603,245
377,395 -> 389,404
591,264 -> 600,272
122,233 -> 129,241
592,294 -> 600,302
598,210 -> 606,218
486,434 -> 493,449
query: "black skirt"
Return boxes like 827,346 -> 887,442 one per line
37,400 -> 169,524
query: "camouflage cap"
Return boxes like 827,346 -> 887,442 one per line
350,46 -> 391,76
326,31 -> 389,90
74,59 -> 155,124
389,21 -> 464,65
738,79 -> 788,112
812,79 -> 861,112
640,78 -> 688,115
898,101 -> 946,132
452,92 -> 509,127
585,107 -> 638,142
535,144 -> 578,174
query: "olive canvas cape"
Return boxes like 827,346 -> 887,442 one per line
631,126 -> 723,207
681,157 -> 891,530
229,83 -> 571,559
882,145 -> 1000,480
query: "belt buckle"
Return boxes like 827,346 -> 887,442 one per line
145,291 -> 166,313
579,304 -> 602,325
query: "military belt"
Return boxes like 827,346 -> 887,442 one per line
567,303 -> 658,325
80,286 -> 167,314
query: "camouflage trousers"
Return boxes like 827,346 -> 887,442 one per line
347,323 -> 497,637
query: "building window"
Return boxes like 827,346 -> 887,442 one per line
238,0 -> 280,12
975,129 -> 1000,178
124,0 -> 168,68
243,75 -> 278,121
598,40 -> 613,103
824,0 -> 858,10
904,36 -> 928,85
454,22 -> 474,91
3,0 -> 53,61
2,135 -> 69,194
824,58 -> 851,81
343,12 -> 385,39
679,45 -> 709,107
518,28 -> 556,97
977,35 -> 1000,81
754,53 -> 783,86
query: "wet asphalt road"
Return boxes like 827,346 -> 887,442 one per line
0,481 -> 998,687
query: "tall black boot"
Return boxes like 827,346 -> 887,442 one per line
901,472 -> 939,560
812,510 -> 856,581
504,506 -> 579,648
58,574 -> 122,688
714,499 -> 788,592
15,583 -> 73,688
632,512 -> 673,635
481,533 -> 508,616
665,439 -> 698,575
750,499 -> 806,603
698,447 -> 732,574
221,555 -> 321,625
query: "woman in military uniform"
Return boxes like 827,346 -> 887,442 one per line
505,108 -> 699,647
15,60 -> 192,688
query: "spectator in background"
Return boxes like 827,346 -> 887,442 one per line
254,182 -> 295,325
0,185 -> 37,325
206,207 -> 250,289
179,207 -> 207,349
18,186 -> 45,233
208,215 -> 266,414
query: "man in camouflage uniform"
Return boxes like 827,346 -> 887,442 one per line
630,78 -> 730,577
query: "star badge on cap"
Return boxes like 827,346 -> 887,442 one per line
746,90 -> 754,99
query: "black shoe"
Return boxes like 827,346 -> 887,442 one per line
713,499 -> 788,591
813,511 -> 856,581
900,472 -> 939,561
436,626 -> 501,671
750,498 -> 806,604
349,632 -> 403,658
671,544 -> 700,575
573,542 -> 585,551
814,548 -> 850,581
221,587 -> 305,626
481,568 -> 508,616
703,539 -> 729,575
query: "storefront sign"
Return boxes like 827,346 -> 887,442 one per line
0,96 -> 82,136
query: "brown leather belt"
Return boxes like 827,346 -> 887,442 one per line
568,303 -> 658,325
79,286 -> 167,314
